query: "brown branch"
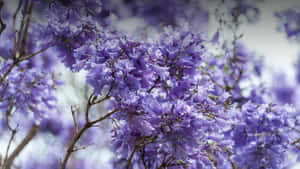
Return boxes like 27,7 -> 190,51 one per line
126,136 -> 157,169
0,45 -> 52,86
0,61 -> 17,85
20,0 -> 34,57
202,70 -> 225,89
89,108 -> 118,125
15,0 -> 29,57
18,41 -> 52,61
71,105 -> 79,134
12,0 -> 22,59
3,130 -> 16,166
72,143 -> 94,152
126,145 -> 138,169
3,105 -> 18,166
85,94 -> 95,123
60,108 -> 118,169
147,76 -> 160,93
93,95 -> 110,104
0,81 -> 9,101
0,0 -> 6,35
4,124 -> 40,169
60,123 -> 90,169
226,148 -> 237,169
292,138 -> 300,145
226,0 -> 243,92
85,93 -> 110,123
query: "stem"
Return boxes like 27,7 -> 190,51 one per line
89,109 -> 117,125
18,46 -> 51,61
12,0 -> 22,59
20,0 -> 34,56
0,61 -> 17,85
71,106 -> 78,134
15,0 -> 28,57
60,122 -> 91,169
3,124 -> 40,169
292,138 -> 300,145
3,105 -> 17,166
125,136 -> 157,169
126,145 -> 138,169
60,108 -> 118,169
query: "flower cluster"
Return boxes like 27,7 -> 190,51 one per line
69,21 -> 298,168
230,102 -> 296,169
0,60 -> 59,126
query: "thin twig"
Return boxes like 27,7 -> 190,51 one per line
202,69 -> 225,89
72,143 -> 94,152
12,0 -> 22,59
92,94 -> 110,104
18,41 -> 52,61
292,138 -> 300,145
0,61 -> 17,85
85,93 -> 110,123
89,108 -> 118,125
3,129 -> 16,166
85,94 -> 95,123
228,0 -> 243,92
3,105 -> 18,167
71,105 -> 79,134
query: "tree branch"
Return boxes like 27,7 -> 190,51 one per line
12,0 -> 22,59
20,0 -> 34,57
60,108 -> 118,169
71,105 -> 79,134
126,145 -> 138,169
3,124 -> 40,169
0,0 -> 6,35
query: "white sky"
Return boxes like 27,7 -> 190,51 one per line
240,0 -> 300,82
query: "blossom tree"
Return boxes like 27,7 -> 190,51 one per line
0,0 -> 299,169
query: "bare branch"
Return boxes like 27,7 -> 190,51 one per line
4,124 -> 40,169
60,108 -> 118,169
